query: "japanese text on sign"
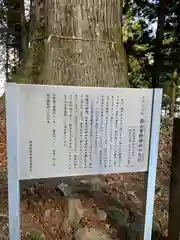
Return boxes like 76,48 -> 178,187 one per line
13,84 -> 153,180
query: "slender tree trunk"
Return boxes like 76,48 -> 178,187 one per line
5,32 -> 9,82
152,0 -> 167,88
21,0 -> 129,87
20,0 -> 27,62
169,68 -> 177,117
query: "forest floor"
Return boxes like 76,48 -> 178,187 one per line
0,106 -> 171,239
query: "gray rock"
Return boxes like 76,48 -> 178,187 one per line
56,176 -> 106,197
57,182 -> 72,196
57,182 -> 92,197
68,198 -> 86,226
155,185 -> 162,198
153,220 -> 161,232
96,209 -> 107,221
79,176 -> 106,190
89,177 -> 106,189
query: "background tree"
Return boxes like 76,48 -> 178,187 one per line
122,0 -> 180,116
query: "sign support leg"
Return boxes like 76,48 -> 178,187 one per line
6,84 -> 20,240
168,118 -> 180,239
143,89 -> 162,240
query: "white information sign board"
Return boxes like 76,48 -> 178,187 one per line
5,83 -> 162,240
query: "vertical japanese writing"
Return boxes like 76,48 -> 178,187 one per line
128,129 -> 132,165
73,94 -> 78,169
89,99 -> 94,168
68,94 -> 73,169
69,94 -> 73,117
52,94 -> 56,124
95,96 -> 100,155
58,89 -> 151,174
138,96 -> 145,162
52,129 -> 56,144
63,94 -> 67,147
127,127 -> 136,166
29,140 -> 32,172
52,93 -> 57,166
109,96 -> 114,167
68,123 -> 72,169
84,95 -> 89,168
99,95 -> 104,167
46,93 -> 50,123
104,96 -> 109,167
118,98 -> 124,166
132,129 -> 136,158
52,129 -> 56,166
113,97 -> 120,166
79,94 -> 84,168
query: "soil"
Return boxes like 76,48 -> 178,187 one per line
0,109 -> 171,239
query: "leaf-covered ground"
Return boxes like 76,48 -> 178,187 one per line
0,110 -> 171,239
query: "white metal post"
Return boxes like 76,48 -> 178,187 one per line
143,89 -> 162,240
6,84 -> 20,240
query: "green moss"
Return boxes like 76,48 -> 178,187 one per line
27,231 -> 41,240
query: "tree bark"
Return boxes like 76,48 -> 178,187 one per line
169,68 -> 177,117
152,0 -> 167,88
21,0 -> 129,88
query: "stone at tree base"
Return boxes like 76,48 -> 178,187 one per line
56,182 -> 72,196
56,176 -> 107,197
68,198 -> 107,225
88,177 -> 107,190
74,227 -> 112,240
67,198 -> 110,239
68,198 -> 87,225
57,179 -> 97,197
95,208 -> 107,221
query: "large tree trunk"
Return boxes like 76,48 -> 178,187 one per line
20,0 -> 129,87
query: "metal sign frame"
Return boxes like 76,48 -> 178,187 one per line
5,84 -> 162,240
